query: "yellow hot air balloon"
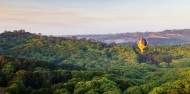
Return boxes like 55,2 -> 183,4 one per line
137,38 -> 148,54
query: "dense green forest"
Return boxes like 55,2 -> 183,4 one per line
1,30 -> 190,94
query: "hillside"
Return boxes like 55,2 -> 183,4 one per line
1,30 -> 190,94
75,29 -> 190,46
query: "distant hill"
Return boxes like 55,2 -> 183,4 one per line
0,30 -> 140,68
75,29 -> 190,46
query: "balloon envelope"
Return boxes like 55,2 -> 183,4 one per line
137,38 -> 148,53
138,38 -> 148,46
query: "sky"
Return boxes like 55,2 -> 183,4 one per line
0,0 -> 190,35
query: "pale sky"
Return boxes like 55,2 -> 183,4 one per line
0,0 -> 190,35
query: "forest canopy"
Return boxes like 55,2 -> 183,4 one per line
0,30 -> 190,94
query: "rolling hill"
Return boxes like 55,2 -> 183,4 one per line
75,29 -> 190,46
1,30 -> 190,94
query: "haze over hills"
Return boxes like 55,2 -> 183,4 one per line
75,29 -> 190,46
2,0 -> 190,93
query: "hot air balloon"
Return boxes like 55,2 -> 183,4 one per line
137,38 -> 148,54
